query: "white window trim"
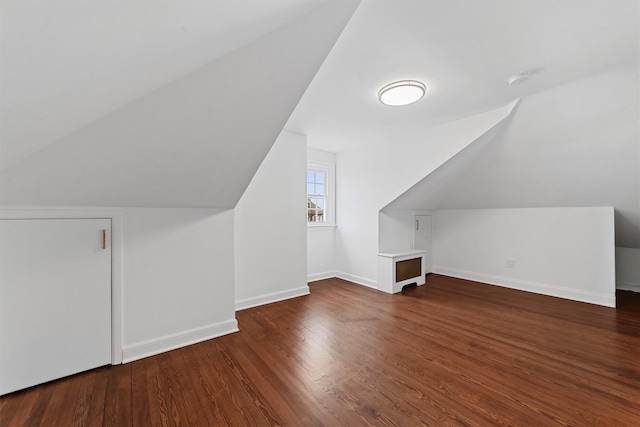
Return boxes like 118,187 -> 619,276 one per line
307,160 -> 335,227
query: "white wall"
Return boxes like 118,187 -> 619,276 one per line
307,227 -> 336,281
616,247 -> 640,292
307,147 -> 336,167
334,102 -> 517,288
0,207 -> 238,364
1,2 -> 359,209
433,207 -> 616,307
391,64 -> 639,249
121,208 -> 236,361
383,64 -> 639,297
307,147 -> 337,281
235,131 -> 308,310
378,210 -> 415,254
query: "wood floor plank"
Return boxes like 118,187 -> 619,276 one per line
186,340 -> 250,425
131,359 -> 155,427
103,363 -> 132,427
70,369 -> 103,427
84,367 -> 109,427
0,382 -> 44,426
1,274 -> 639,426
170,344 -> 228,426
36,374 -> 74,426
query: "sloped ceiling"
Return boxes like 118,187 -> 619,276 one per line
286,0 -> 639,153
1,0 -> 637,244
0,1 -> 359,207
386,64 -> 640,247
283,0 -> 638,249
1,0 -> 328,170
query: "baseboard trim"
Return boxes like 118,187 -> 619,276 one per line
122,319 -> 239,363
235,286 -> 310,311
335,271 -> 377,289
434,266 -> 616,308
617,282 -> 640,293
307,271 -> 339,283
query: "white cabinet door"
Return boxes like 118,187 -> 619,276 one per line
0,219 -> 111,395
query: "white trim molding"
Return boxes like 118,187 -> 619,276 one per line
434,266 -> 616,308
307,160 -> 336,226
235,286 -> 310,311
617,282 -> 640,293
122,319 -> 239,363
335,271 -> 377,289
307,224 -> 337,231
308,271 -> 339,283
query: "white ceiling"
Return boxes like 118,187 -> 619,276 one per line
285,0 -> 639,153
0,1 -> 358,207
385,63 -> 639,246
3,0 -> 636,162
0,0 -> 327,169
0,0 -> 637,217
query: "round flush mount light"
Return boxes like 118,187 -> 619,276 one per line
378,80 -> 426,106
507,72 -> 531,86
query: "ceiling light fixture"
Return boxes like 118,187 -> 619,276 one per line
378,80 -> 426,106
507,72 -> 531,86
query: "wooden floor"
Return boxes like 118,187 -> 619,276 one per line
1,274 -> 639,426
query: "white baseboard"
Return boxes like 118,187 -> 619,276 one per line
307,271 -> 379,290
122,319 -> 239,363
434,266 -> 616,308
307,271 -> 339,282
335,271 -> 377,289
235,286 -> 310,311
617,282 -> 640,293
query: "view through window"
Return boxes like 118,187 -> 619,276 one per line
307,170 -> 326,222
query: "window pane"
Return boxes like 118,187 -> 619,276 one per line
307,168 -> 329,223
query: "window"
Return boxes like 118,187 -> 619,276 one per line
307,162 -> 334,225
307,170 -> 326,222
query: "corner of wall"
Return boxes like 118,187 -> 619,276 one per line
235,286 -> 310,311
616,247 -> 640,292
235,131 -> 308,309
122,319 -> 239,363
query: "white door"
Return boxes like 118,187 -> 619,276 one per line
414,215 -> 433,274
0,219 -> 111,395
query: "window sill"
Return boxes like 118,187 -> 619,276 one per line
307,223 -> 337,231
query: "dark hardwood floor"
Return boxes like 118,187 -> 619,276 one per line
2,274 -> 639,426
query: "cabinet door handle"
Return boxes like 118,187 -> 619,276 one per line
102,230 -> 107,250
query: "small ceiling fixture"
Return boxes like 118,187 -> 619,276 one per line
507,72 -> 531,86
378,80 -> 426,106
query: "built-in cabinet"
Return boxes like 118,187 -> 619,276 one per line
377,250 -> 427,294
0,218 -> 112,395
